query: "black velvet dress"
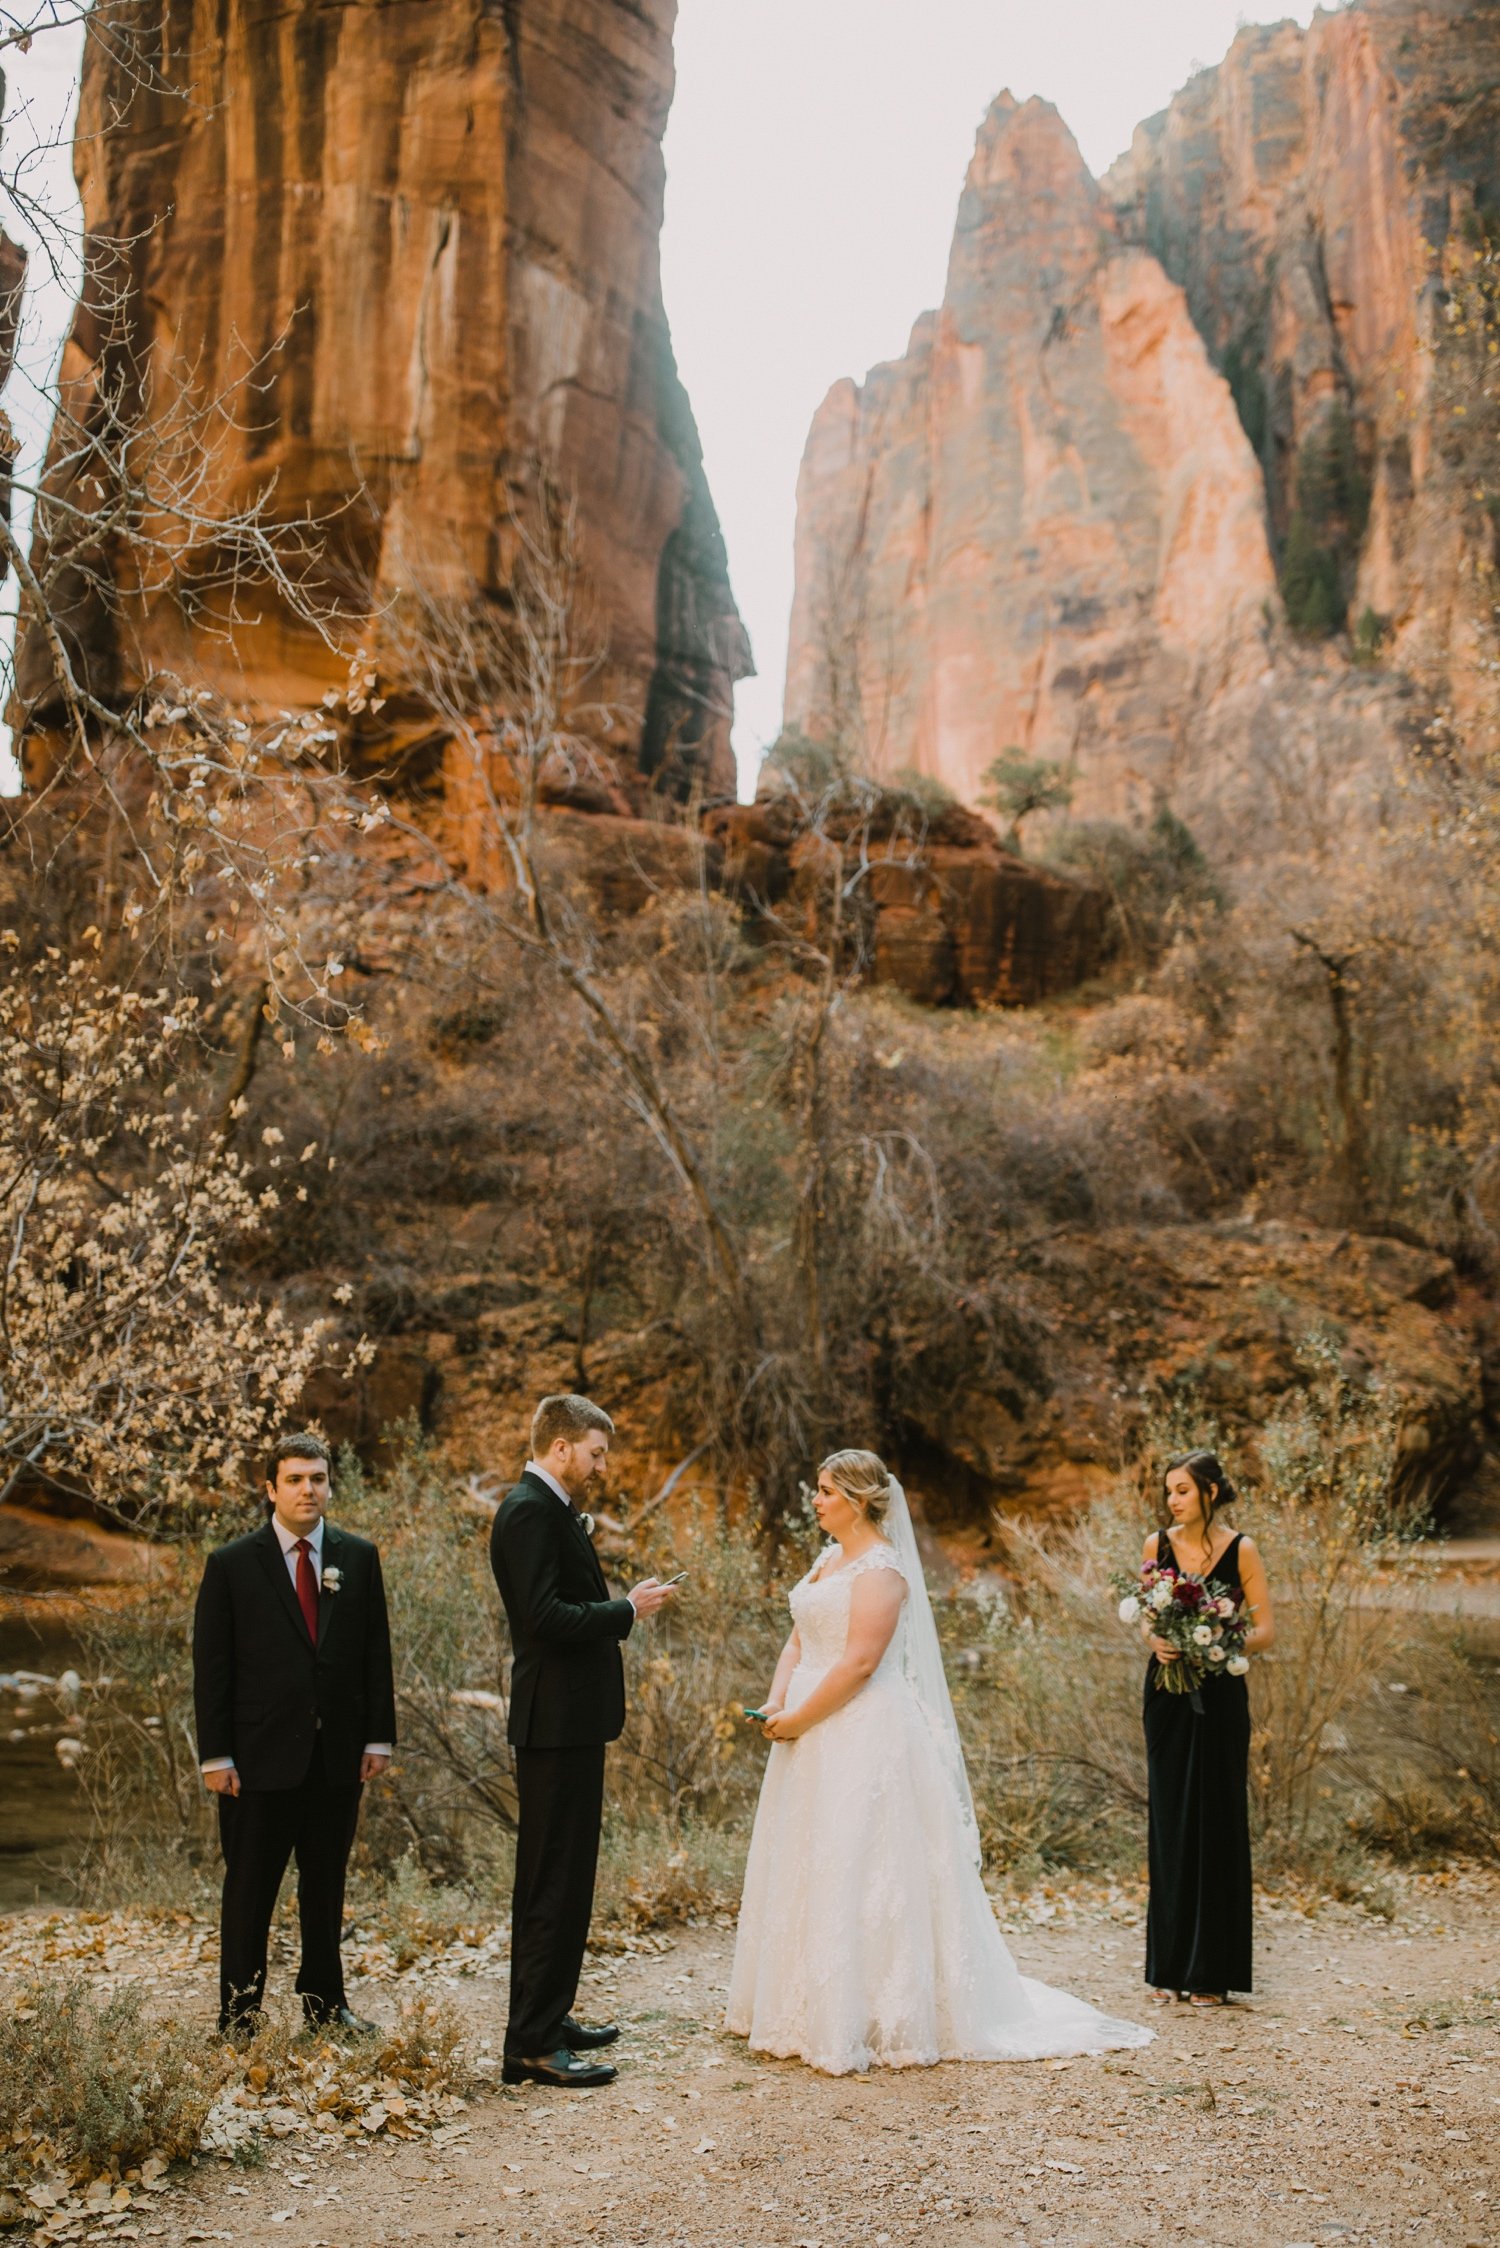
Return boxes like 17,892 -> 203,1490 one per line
1143,1528 -> 1253,1997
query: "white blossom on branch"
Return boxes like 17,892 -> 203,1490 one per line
0,940 -> 369,1524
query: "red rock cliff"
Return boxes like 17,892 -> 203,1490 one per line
787,1 -> 1500,830
19,0 -> 749,799
784,95 -> 1277,821
1105,0 -> 1500,726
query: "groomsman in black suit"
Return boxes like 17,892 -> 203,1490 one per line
491,1395 -> 676,2086
193,1431 -> 396,2035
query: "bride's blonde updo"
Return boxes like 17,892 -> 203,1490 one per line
819,1448 -> 893,1527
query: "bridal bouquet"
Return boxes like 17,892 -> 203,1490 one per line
1112,1563 -> 1251,1696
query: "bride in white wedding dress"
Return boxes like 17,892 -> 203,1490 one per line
725,1450 -> 1152,2075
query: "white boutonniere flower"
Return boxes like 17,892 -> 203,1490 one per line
321,1566 -> 342,1593
578,1513 -> 596,1540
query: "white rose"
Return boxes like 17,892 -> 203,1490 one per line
1227,1654 -> 1250,1676
1206,1645 -> 1226,1662
1118,1596 -> 1141,1623
1192,1624 -> 1213,1645
1149,1584 -> 1173,1611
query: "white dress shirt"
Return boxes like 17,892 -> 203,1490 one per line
525,1460 -> 644,1616
200,1511 -> 392,1775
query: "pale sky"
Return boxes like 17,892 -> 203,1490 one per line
3,3 -> 1321,793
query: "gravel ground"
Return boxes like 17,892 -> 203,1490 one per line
6,1869 -> 1499,2248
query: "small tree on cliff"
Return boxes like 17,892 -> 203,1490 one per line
978,749 -> 1073,854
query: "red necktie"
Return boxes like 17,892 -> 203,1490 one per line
294,1537 -> 320,1642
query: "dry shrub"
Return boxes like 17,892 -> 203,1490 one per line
611,1500 -> 798,1827
72,1548 -> 221,1912
336,1451 -> 516,1884
204,1990 -> 475,2156
0,1971 -> 475,2214
595,1819 -> 746,1931
345,1853 -> 491,1971
1340,1625 -> 1500,1864
1243,1333 -> 1446,1863
948,1497 -> 1147,1882
0,1976 -> 231,2196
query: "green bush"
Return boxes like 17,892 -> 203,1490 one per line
1280,509 -> 1342,633
978,750 -> 1073,852
1048,801 -> 1222,965
887,765 -> 960,822
1279,403 -> 1370,636
1352,604 -> 1387,665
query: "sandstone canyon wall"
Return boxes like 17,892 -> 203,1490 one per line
18,0 -> 748,800
1106,0 -> 1500,729
785,0 -> 1497,826
784,93 -> 1278,822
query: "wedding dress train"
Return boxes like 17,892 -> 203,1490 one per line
725,1533 -> 1152,2075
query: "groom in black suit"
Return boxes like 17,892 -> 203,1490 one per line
193,1431 -> 396,2035
491,1394 -> 675,2087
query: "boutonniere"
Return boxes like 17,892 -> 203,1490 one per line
578,1513 -> 595,1540
321,1566 -> 342,1593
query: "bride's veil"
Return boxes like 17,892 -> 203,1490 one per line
885,1477 -> 981,1867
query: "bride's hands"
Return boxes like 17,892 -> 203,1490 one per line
762,1708 -> 803,1742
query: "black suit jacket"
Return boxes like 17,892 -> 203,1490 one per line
192,1519 -> 397,1790
490,1472 -> 635,1748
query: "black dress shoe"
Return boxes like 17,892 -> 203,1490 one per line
561,2016 -> 620,2051
305,2004 -> 378,2036
501,2047 -> 618,2088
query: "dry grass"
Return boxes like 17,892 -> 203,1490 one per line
0,1974 -> 232,2206
0,1970 -> 477,2223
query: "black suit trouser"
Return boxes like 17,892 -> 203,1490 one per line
506,1743 -> 606,2058
217,1738 -> 362,2029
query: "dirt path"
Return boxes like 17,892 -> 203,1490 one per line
8,1870 -> 1499,2248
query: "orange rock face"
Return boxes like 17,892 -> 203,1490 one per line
1105,0 -> 1500,722
788,2 -> 1500,829
784,95 -> 1276,821
20,0 -> 748,799
708,795 -> 1105,1009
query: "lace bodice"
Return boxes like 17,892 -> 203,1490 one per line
789,1543 -> 908,1674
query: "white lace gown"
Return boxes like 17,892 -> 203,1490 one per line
725,1544 -> 1153,2075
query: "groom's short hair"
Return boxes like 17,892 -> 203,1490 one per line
531,1394 -> 614,1455
266,1430 -> 332,1488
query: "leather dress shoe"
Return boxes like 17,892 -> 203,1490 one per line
561,2016 -> 620,2051
502,2047 -> 618,2088
305,2004 -> 378,2036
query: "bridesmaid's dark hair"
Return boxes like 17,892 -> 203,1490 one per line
1162,1449 -> 1238,1533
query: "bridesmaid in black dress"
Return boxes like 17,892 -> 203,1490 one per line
1141,1450 -> 1275,2006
